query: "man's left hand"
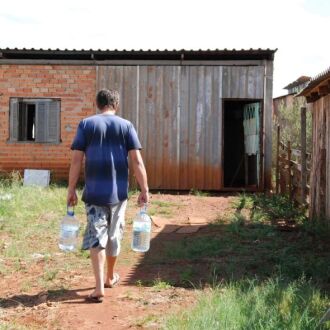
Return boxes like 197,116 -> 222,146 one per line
67,189 -> 78,206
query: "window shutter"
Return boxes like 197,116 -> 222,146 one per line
9,98 -> 19,141
47,100 -> 60,143
35,101 -> 48,142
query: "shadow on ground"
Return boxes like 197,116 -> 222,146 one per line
0,287 -> 94,309
123,200 -> 330,293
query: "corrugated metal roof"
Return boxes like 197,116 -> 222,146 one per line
283,76 -> 311,90
298,66 -> 330,97
0,48 -> 277,61
273,92 -> 296,100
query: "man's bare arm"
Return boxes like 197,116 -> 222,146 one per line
67,150 -> 84,206
129,149 -> 149,205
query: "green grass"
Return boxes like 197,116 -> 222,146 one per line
162,218 -> 329,286
135,314 -> 160,328
0,180 -> 89,284
179,266 -> 196,285
152,278 -> 173,291
1,179 -> 329,329
128,189 -> 139,198
161,193 -> 330,329
152,200 -> 177,208
43,268 -> 58,282
237,193 -> 307,223
189,188 -> 210,197
0,186 -> 78,252
147,199 -> 179,217
165,277 -> 330,330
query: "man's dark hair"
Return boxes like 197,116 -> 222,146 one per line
96,89 -> 120,110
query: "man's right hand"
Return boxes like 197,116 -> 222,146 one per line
129,149 -> 149,207
137,190 -> 149,206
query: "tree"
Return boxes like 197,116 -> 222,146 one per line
274,96 -> 312,152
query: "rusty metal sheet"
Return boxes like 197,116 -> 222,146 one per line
96,65 -> 266,191
222,66 -> 264,99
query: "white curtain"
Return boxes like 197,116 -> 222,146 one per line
243,103 -> 260,156
243,103 -> 260,184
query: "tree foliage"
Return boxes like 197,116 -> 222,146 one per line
274,96 -> 312,152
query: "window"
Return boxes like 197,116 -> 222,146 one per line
9,98 -> 60,143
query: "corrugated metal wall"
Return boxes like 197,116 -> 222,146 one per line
309,94 -> 330,220
97,65 -> 264,190
222,66 -> 264,99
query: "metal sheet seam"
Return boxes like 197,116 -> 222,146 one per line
136,66 -> 140,133
218,66 -> 223,174
218,66 -> 223,100
261,60 -> 267,190
95,66 -> 99,113
177,66 -> 181,169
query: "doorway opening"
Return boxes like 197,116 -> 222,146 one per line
223,100 -> 261,188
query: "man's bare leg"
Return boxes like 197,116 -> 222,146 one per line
105,256 -> 117,286
90,248 -> 106,297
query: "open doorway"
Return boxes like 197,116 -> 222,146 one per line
223,100 -> 261,188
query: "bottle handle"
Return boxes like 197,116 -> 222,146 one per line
67,205 -> 75,216
140,203 -> 148,213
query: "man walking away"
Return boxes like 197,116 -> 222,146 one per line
67,89 -> 149,303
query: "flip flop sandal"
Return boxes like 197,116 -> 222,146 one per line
104,273 -> 120,288
85,294 -> 103,303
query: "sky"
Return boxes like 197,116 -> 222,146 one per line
0,0 -> 329,97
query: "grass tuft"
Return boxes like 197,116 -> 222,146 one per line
165,277 -> 329,330
189,189 -> 210,197
152,278 -> 173,291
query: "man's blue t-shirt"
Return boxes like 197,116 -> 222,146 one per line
71,114 -> 141,205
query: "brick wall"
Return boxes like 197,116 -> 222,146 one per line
0,65 -> 96,180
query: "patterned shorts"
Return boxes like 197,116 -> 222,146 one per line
82,200 -> 127,257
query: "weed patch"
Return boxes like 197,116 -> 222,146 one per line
152,278 -> 173,291
165,277 -> 329,330
189,189 -> 210,197
148,199 -> 179,218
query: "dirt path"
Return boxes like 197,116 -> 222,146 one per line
56,270 -> 197,329
0,193 -> 236,329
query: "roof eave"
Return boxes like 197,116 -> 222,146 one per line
0,48 -> 277,62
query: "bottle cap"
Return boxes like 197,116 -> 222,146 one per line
67,206 -> 74,216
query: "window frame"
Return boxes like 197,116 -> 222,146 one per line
8,97 -> 61,144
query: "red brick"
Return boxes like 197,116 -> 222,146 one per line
0,64 -> 96,179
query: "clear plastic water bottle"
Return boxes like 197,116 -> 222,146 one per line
131,205 -> 152,252
59,207 -> 80,252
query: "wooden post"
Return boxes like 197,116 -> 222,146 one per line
288,141 -> 292,200
276,125 -> 280,194
300,107 -> 307,204
320,148 -> 327,220
263,60 -> 274,192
